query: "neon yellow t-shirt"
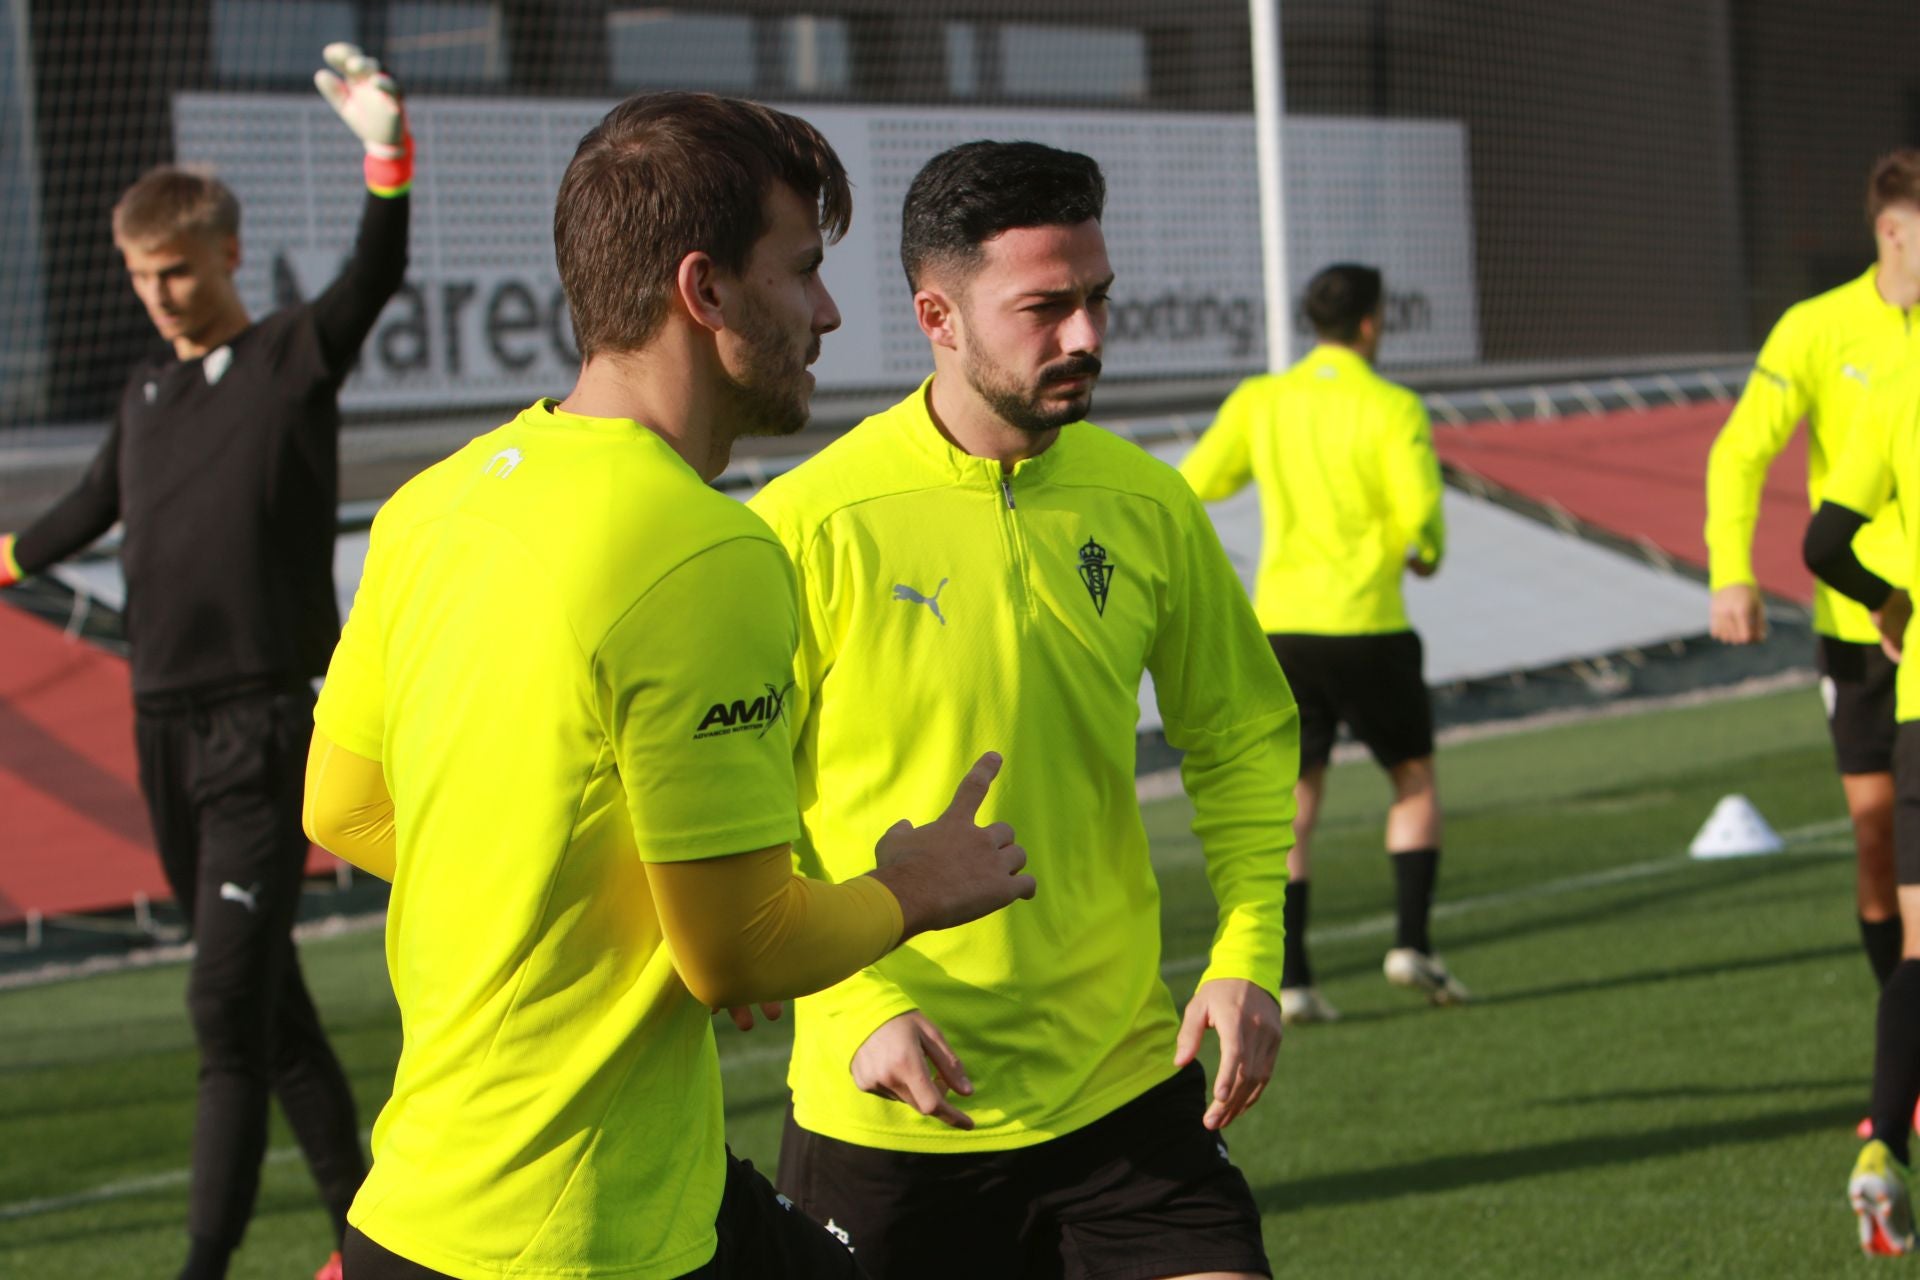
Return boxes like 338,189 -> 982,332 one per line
1705,267 -> 1919,640
1178,344 -> 1445,635
1820,364 -> 1920,721
749,379 -> 1297,1154
315,400 -> 803,1279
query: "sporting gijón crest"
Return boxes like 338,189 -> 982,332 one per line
1078,537 -> 1114,616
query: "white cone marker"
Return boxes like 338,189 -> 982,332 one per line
1688,794 -> 1786,860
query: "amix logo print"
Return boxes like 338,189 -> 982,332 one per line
693,681 -> 794,740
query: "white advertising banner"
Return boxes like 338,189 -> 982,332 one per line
173,93 -> 1477,412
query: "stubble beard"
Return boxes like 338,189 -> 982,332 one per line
962,344 -> 1102,435
724,295 -> 815,440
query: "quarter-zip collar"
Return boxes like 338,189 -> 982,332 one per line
894,374 -> 1074,491
1857,266 -> 1918,333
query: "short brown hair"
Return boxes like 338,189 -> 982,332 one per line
112,166 -> 240,245
1867,149 -> 1920,223
555,92 -> 852,360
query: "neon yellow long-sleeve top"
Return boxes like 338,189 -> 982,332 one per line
749,380 -> 1298,1153
1178,344 -> 1444,635
1705,267 -> 1919,641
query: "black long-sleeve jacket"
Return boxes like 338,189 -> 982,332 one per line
15,191 -> 408,698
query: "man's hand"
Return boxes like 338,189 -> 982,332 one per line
1709,583 -> 1767,645
315,43 -> 414,197
724,1002 -> 782,1032
1405,551 -> 1437,579
314,43 -> 408,154
850,1010 -> 976,1130
868,753 -> 1035,939
0,534 -> 20,588
1874,589 -> 1912,662
1174,978 -> 1282,1131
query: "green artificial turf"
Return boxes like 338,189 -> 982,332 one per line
0,684 -> 1893,1277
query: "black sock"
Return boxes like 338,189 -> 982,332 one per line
1862,916 -> 1905,988
1870,960 -> 1920,1165
1282,879 -> 1312,989
1391,847 -> 1440,955
177,1234 -> 232,1280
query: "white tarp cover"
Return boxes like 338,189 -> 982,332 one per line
1132,441 -> 1710,729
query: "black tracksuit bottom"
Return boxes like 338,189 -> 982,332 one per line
134,682 -> 365,1251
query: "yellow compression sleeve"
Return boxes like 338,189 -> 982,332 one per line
303,728 -> 398,880
647,850 -> 904,1011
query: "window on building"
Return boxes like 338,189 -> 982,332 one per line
387,2 -> 508,84
771,15 -> 850,95
213,0 -> 359,80
999,23 -> 1148,102
608,9 -> 756,92
945,22 -> 980,99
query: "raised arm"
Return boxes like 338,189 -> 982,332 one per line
309,43 -> 412,376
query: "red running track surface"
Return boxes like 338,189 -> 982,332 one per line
1432,401 -> 1816,606
1,602 -> 334,926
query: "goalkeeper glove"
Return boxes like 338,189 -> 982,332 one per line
0,534 -> 22,588
314,42 -> 413,197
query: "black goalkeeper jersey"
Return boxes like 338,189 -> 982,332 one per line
15,192 -> 408,698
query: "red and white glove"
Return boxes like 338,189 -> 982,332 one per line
314,43 -> 413,197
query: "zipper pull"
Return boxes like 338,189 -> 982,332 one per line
1001,476 -> 1016,509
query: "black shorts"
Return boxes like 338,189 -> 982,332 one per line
1892,724 -> 1920,887
776,1062 -> 1270,1280
341,1151 -> 862,1279
1270,630 -> 1435,773
1817,636 -> 1898,775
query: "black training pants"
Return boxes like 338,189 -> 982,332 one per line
134,685 -> 365,1250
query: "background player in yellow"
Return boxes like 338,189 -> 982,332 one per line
1707,149 -> 1920,992
1804,361 -> 1920,1256
1180,263 -> 1463,1027
751,141 -> 1293,1280
302,95 -> 1034,1280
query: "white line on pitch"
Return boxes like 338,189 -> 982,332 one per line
0,1139 -> 320,1224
